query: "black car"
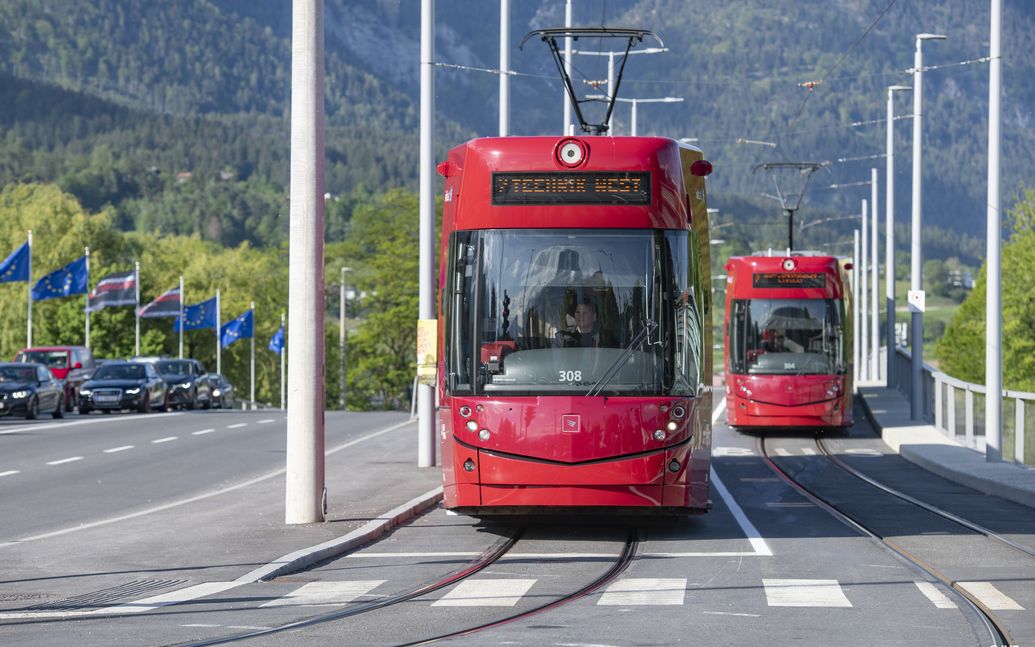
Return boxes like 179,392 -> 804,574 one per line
207,373 -> 236,409
0,362 -> 65,419
154,359 -> 212,409
78,362 -> 168,414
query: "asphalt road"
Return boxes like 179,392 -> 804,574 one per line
1,403 -> 1032,646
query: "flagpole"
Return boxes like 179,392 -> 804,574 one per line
178,275 -> 184,359
216,289 -> 221,374
26,230 -> 32,348
84,246 -> 91,348
280,312 -> 286,410
134,261 -> 141,356
250,301 -> 256,408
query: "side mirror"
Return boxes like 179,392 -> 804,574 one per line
73,362 -> 82,370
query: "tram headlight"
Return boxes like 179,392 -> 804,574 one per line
666,421 -> 678,432
465,420 -> 478,432
556,139 -> 587,167
668,459 -> 681,473
671,405 -> 686,419
653,429 -> 666,441
479,429 -> 491,441
463,458 -> 476,472
459,405 -> 472,418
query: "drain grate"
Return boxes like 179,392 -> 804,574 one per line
20,579 -> 188,611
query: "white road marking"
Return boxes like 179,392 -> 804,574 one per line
152,436 -> 178,444
958,582 -> 1024,610
0,419 -> 416,550
844,448 -> 883,456
762,579 -> 852,607
46,456 -> 83,466
914,581 -> 957,609
103,445 -> 134,454
182,624 -> 221,628
257,419 -> 275,424
433,579 -> 536,607
260,581 -> 385,608
598,578 -> 686,606
714,446 -> 756,457
0,470 -> 20,477
227,423 -> 247,429
704,611 -> 761,617
106,581 -> 241,613
800,447 -> 817,456
192,428 -> 216,436
774,448 -> 792,457
711,466 -> 774,557
0,412 -> 183,435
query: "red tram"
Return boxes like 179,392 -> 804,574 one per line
723,254 -> 853,430
436,136 -> 714,514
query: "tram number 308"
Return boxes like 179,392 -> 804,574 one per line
559,370 -> 583,382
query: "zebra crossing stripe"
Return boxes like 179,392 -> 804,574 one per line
598,578 -> 687,606
958,582 -> 1024,610
762,579 -> 852,607
260,581 -> 385,608
432,579 -> 536,607
913,581 -> 956,609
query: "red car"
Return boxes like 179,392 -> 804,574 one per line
14,346 -> 96,412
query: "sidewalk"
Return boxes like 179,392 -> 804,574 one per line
859,386 -> 1035,510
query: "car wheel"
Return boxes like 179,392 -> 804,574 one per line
138,395 -> 151,414
80,405 -> 92,415
65,389 -> 75,412
103,409 -> 112,414
26,396 -> 39,420
53,395 -> 64,419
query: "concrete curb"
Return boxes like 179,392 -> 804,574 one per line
237,486 -> 445,583
859,388 -> 1035,511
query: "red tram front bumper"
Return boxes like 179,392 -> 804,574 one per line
725,375 -> 852,429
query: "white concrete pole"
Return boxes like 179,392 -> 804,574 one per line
178,275 -> 184,359
498,0 -> 509,136
607,52 -> 615,133
339,267 -> 346,411
986,0 -> 1002,461
853,230 -> 860,391
84,246 -> 90,349
910,33 -> 945,419
26,230 -> 32,348
860,199 -> 868,380
285,0 -> 327,524
280,311 -> 286,411
418,0 -> 437,467
886,85 -> 910,384
563,0 -> 572,133
870,168 -> 880,381
631,100 -> 638,136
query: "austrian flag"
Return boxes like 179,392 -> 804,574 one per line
86,270 -> 137,313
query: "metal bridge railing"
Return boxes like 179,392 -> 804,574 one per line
887,346 -> 1033,468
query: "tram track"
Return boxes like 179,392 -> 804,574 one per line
758,436 -> 1015,647
176,526 -> 639,647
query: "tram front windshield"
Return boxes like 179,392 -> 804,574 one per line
729,298 -> 845,375
446,229 -> 703,397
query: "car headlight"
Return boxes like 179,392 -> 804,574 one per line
11,390 -> 30,399
213,389 -> 222,396
80,388 -> 92,396
179,381 -> 192,389
125,387 -> 141,395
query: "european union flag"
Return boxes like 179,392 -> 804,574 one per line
269,325 -> 285,354
32,255 -> 88,301
0,242 -> 30,283
220,309 -> 254,348
174,296 -> 218,332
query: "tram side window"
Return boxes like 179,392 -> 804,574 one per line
446,233 -> 475,394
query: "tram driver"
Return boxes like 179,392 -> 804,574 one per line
556,299 -> 613,348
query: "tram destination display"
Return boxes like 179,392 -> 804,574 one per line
752,272 -> 826,288
492,171 -> 651,205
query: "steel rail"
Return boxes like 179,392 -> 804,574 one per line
174,529 -> 523,647
758,437 -> 1012,647
816,437 -> 1035,560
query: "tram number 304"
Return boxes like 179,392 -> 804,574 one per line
559,370 -> 583,382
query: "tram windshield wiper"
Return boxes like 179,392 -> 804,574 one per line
585,319 -> 657,397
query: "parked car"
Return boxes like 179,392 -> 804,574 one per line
207,373 -> 236,409
0,362 -> 66,419
14,346 -> 96,412
78,362 -> 167,414
154,359 -> 212,409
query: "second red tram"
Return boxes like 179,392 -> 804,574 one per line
723,254 -> 853,430
436,136 -> 713,515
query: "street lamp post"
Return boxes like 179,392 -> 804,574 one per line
886,85 -> 911,386
588,95 -> 684,136
986,0 -> 1002,462
339,267 -> 351,411
870,168 -> 879,381
910,33 -> 946,420
861,199 -> 868,380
